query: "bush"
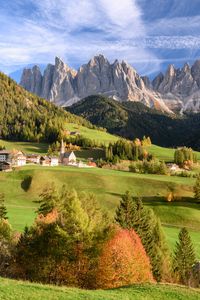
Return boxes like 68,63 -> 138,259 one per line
129,160 -> 168,175
21,176 -> 32,192
96,227 -> 154,289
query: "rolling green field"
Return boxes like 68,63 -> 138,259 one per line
1,165 -> 200,257
0,277 -> 199,300
66,123 -> 119,145
0,140 -> 48,154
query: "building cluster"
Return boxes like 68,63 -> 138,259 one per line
0,141 -> 96,171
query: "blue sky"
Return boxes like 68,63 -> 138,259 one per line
1,0 -> 200,79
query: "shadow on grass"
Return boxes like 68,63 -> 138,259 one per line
105,192 -> 200,210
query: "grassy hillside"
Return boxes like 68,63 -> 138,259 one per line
66,123 -> 119,145
0,277 -> 199,300
1,165 -> 200,257
0,140 -> 48,154
67,95 -> 200,150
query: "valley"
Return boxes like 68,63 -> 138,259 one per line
1,164 -> 200,257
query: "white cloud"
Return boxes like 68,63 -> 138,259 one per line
0,0 -> 160,76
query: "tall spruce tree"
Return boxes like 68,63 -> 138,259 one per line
194,174 -> 200,203
36,183 -> 60,216
115,191 -> 135,229
115,191 -> 171,282
173,227 -> 196,285
0,193 -> 8,220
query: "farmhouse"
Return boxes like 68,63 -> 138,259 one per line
50,157 -> 59,166
26,154 -> 41,164
40,156 -> 50,166
12,151 -> 26,166
40,156 -> 59,166
0,150 -> 11,163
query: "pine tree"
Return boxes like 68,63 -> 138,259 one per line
173,227 -> 196,285
115,191 -> 135,229
115,192 -> 171,282
36,183 -> 60,216
0,193 -> 8,220
194,174 -> 200,203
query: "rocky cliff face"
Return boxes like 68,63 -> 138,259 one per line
20,55 -> 171,113
20,55 -> 200,114
152,60 -> 200,112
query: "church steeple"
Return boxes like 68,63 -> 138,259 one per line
60,139 -> 65,154
60,139 -> 65,163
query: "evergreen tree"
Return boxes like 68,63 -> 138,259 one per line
115,192 -> 171,282
115,191 -> 135,229
0,193 -> 8,220
36,183 -> 60,216
194,174 -> 200,203
173,227 -> 196,285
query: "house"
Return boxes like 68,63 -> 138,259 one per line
63,151 -> 77,165
0,162 -> 12,172
0,150 -> 11,163
26,154 -> 41,164
50,157 -> 59,166
167,163 -> 179,172
40,156 -> 59,166
70,131 -> 80,136
88,161 -> 97,168
40,156 -> 51,166
12,151 -> 26,166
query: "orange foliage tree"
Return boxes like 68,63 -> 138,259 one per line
96,227 -> 154,289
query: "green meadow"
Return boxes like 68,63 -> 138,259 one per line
0,277 -> 199,300
0,165 -> 199,258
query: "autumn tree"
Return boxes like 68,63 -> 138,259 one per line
96,227 -> 153,288
173,227 -> 196,285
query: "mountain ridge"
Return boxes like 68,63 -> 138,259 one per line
20,55 -> 172,114
67,95 -> 200,150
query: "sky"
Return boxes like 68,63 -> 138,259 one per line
1,0 -> 200,80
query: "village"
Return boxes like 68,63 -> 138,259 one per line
0,140 -> 96,171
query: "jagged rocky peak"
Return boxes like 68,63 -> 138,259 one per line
141,76 -> 151,89
20,65 -> 42,95
54,56 -> 77,77
22,55 -> 198,114
191,60 -> 200,87
182,62 -> 190,73
152,72 -> 164,90
166,64 -> 176,77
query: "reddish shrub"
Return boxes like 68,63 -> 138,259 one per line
96,228 -> 154,288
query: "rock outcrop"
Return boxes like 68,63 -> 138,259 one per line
20,55 -> 171,113
152,60 -> 200,112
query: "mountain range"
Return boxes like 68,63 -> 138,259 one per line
20,55 -> 200,114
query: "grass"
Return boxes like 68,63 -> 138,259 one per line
147,144 -> 200,163
66,123 -> 119,145
0,277 -> 199,300
1,165 -> 200,257
0,139 -> 48,154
